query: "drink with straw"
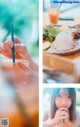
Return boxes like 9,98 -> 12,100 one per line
49,7 -> 59,24
48,1 -> 60,25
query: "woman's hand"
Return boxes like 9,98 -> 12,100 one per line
53,108 -> 69,125
16,60 -> 38,74
43,108 -> 69,127
1,36 -> 30,60
0,36 -> 38,72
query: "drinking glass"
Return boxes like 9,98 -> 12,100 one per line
48,7 -> 60,25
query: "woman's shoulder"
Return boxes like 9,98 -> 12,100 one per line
76,110 -> 80,119
43,111 -> 51,121
76,110 -> 80,127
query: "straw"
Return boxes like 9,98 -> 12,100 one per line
58,2 -> 62,9
58,0 -> 65,9
11,24 -> 15,65
62,119 -> 65,123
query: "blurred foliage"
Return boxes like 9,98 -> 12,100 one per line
76,88 -> 80,106
0,0 -> 39,56
0,0 -> 38,34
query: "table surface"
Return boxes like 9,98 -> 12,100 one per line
43,12 -> 80,27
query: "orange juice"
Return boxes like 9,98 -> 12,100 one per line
48,8 -> 59,24
60,122 -> 75,127
0,59 -> 29,71
0,59 -> 20,71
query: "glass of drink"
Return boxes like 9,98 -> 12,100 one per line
0,59 -> 29,71
48,7 -> 59,25
0,58 -> 39,127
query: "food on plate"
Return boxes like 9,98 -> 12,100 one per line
43,25 -> 80,52
53,32 -> 73,50
60,25 -> 69,32
43,24 -> 61,42
43,41 -> 51,50
72,30 -> 80,39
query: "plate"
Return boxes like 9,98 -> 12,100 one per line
43,25 -> 80,56
44,39 -> 80,56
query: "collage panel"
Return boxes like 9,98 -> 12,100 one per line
43,0 -> 80,83
0,0 -> 39,127
43,87 -> 80,127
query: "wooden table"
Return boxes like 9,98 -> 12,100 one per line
43,12 -> 80,83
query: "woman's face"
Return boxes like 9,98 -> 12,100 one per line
55,89 -> 72,109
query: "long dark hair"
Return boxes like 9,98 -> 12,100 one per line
51,88 -> 76,122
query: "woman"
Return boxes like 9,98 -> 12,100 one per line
43,88 -> 80,127
0,36 -> 38,72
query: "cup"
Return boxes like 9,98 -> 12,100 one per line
0,59 -> 29,71
48,7 -> 59,25
0,59 -> 38,127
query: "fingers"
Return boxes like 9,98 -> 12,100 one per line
5,39 -> 13,48
3,36 -> 21,50
56,108 -> 69,115
1,36 -> 28,60
14,44 -> 28,59
15,44 -> 27,53
56,111 -> 69,117
2,40 -> 25,59
54,108 -> 70,125
3,41 -> 12,54
6,36 -> 21,44
58,108 -> 68,112
57,113 -> 69,122
56,108 -> 69,119
0,43 -> 12,58
0,45 -> 3,53
60,116 -> 69,121
2,35 -> 21,57
57,111 -> 68,115
0,43 -> 4,53
17,61 -> 30,71
58,112 -> 69,118
3,41 -> 27,55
